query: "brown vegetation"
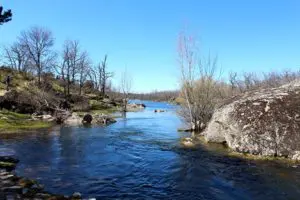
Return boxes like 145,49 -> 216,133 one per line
177,31 -> 300,132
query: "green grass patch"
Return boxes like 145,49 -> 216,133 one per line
0,161 -> 16,168
0,110 -> 53,134
89,100 -> 106,110
52,82 -> 64,93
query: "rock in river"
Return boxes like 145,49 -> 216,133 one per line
82,114 -> 93,124
202,79 -> 300,160
154,109 -> 165,113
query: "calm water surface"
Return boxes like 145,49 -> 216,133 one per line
1,101 -> 300,199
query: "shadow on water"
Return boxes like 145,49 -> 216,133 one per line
1,101 -> 300,199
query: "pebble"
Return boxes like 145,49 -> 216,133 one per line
0,174 -> 14,180
72,192 -> 82,198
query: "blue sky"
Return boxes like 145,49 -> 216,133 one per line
1,0 -> 300,92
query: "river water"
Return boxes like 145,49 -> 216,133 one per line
1,101 -> 300,199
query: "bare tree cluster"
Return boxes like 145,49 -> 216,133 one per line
129,90 -> 179,102
89,55 -> 114,97
2,27 -> 56,86
177,31 -> 300,132
2,42 -> 30,72
228,70 -> 300,95
56,40 -> 91,96
177,32 -> 223,131
19,27 -> 56,86
120,68 -> 132,112
1,26 -> 114,97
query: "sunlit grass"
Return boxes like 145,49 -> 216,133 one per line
0,110 -> 53,134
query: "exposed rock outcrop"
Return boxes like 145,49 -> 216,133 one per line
54,109 -> 72,124
64,113 -> 82,125
63,113 -> 116,126
154,109 -> 165,113
93,114 -> 117,125
126,103 -> 146,112
202,80 -> 300,160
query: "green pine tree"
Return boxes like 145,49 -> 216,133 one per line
0,6 -> 12,25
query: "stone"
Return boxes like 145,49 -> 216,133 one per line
0,156 -> 19,163
54,109 -> 72,124
18,178 -> 37,188
93,114 -> 116,125
35,193 -> 51,198
64,113 -> 82,126
0,171 -> 9,176
72,192 -> 81,199
3,186 -> 23,194
154,109 -> 165,113
126,103 -> 146,112
1,180 -> 14,187
202,79 -> 300,160
82,114 -> 93,124
0,174 -> 14,180
177,126 -> 192,132
180,137 -> 196,148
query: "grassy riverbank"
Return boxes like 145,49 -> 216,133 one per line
0,110 -> 53,134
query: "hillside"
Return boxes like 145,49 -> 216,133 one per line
0,67 -> 122,133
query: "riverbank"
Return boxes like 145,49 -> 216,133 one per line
0,109 -> 119,135
0,110 -> 53,134
181,135 -> 300,165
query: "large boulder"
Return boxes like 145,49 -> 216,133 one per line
202,80 -> 300,160
126,103 -> 146,112
54,109 -> 72,124
154,109 -> 165,113
93,114 -> 116,125
64,113 -> 82,125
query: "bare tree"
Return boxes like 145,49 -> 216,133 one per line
100,55 -> 113,96
177,31 -> 221,131
62,40 -> 73,95
120,68 -> 132,112
78,51 -> 91,95
229,71 -> 238,90
60,39 -> 84,95
70,40 -> 80,83
3,42 -> 30,72
177,32 -> 197,130
53,58 -> 67,96
87,68 -> 99,90
19,26 -> 55,86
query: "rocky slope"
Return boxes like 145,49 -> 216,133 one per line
202,79 -> 300,160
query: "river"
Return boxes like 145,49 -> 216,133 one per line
1,101 -> 300,199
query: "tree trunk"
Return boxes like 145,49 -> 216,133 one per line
38,69 -> 41,86
67,76 -> 70,96
79,83 -> 82,95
